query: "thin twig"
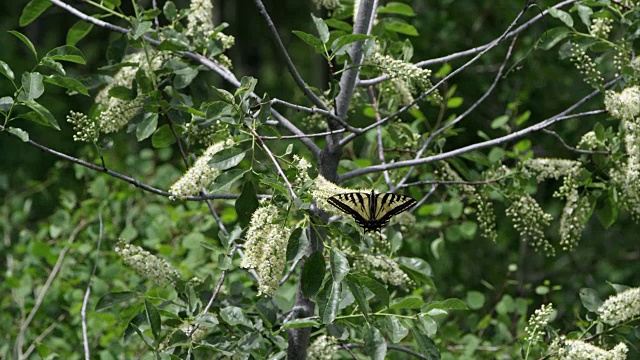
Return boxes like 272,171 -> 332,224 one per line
260,128 -> 346,140
267,98 -> 359,133
411,185 -> 438,213
542,129 -> 610,155
21,315 -> 66,360
81,211 -> 103,360
342,343 -> 428,359
246,125 -> 297,199
341,1 -> 533,146
399,176 -> 509,190
340,109 -> 608,181
368,87 -> 392,188
393,35 -> 519,191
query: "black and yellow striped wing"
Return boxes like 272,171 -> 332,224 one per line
327,190 -> 417,233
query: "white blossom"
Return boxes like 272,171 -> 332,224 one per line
598,287 -> 640,325
115,242 -> 180,286
168,141 -> 231,200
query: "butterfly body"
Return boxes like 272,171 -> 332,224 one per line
327,190 -> 417,233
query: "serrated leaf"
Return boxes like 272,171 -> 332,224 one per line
390,295 -> 425,310
209,169 -> 247,193
19,0 -> 52,26
209,148 -> 246,170
347,274 -> 389,306
67,21 -> 94,46
330,248 -> 350,283
322,281 -> 341,324
579,288 -> 603,312
96,291 -> 137,311
292,30 -> 324,52
378,2 -> 415,16
301,250 -> 325,298
235,182 -> 259,229
43,75 -> 89,96
136,113 -> 158,141
9,30 -> 38,60
286,227 -> 309,263
23,101 -> 59,130
345,279 -> 369,321
144,300 -> 161,340
21,72 -> 44,101
363,325 -> 386,360
0,60 -> 15,81
151,124 -> 176,148
8,127 -> 29,142
46,45 -> 86,64
311,14 -> 330,44
549,8 -> 574,28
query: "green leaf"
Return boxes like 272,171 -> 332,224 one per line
151,125 -> 176,148
397,257 -> 433,286
23,101 -> 59,130
378,2 -> 415,16
235,182 -> 259,229
363,325 -> 387,360
39,57 -> 65,75
220,306 -> 252,327
66,21 -> 94,46
330,248 -> 350,283
322,281 -> 341,324
7,127 -> 29,142
446,97 -> 463,108
596,196 -> 617,229
418,314 -> 438,337
46,45 -> 86,64
537,27 -> 570,50
301,250 -> 326,298
21,72 -> 44,101
19,0 -> 52,26
549,8 -> 574,28
292,30 -> 324,53
410,323 -> 440,359
424,298 -> 468,312
383,316 -> 408,343
325,18 -> 352,32
465,291 -> 486,310
144,300 -> 161,340
43,75 -> 89,96
311,14 -> 330,44
96,291 -> 137,311
286,227 -> 309,263
390,295 -> 425,310
383,19 -> 419,36
9,30 -> 38,60
131,19 -> 153,40
579,288 -> 603,312
576,4 -> 593,28
345,278 -> 369,321
281,318 -> 320,329
210,148 -> 246,170
0,96 -> 14,113
163,1 -> 177,21
209,169 -> 247,193
491,115 -> 509,129
0,60 -> 15,81
331,34 -> 371,53
136,113 -> 158,141
347,274 -> 389,306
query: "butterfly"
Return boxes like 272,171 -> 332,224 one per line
327,190 -> 417,233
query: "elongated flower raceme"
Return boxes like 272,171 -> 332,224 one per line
240,204 -> 291,296
548,337 -> 628,360
598,287 -> 640,325
524,303 -> 554,345
168,141 -> 230,200
115,241 -> 181,286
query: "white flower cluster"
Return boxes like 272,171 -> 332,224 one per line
506,194 -> 555,256
186,0 -> 215,38
570,43 -> 604,88
168,141 -> 230,200
115,242 -> 181,286
577,131 -> 601,150
240,204 -> 291,296
590,17 -> 614,38
95,51 -> 167,134
355,253 -> 413,288
312,175 -> 360,213
548,337 -> 628,360
598,287 -> 640,325
183,118 -> 229,147
307,335 -> 338,360
66,111 -> 98,142
367,52 -> 441,104
524,303 -> 554,345
293,155 -> 312,185
559,188 -> 590,251
523,158 -> 581,182
605,87 -> 640,121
